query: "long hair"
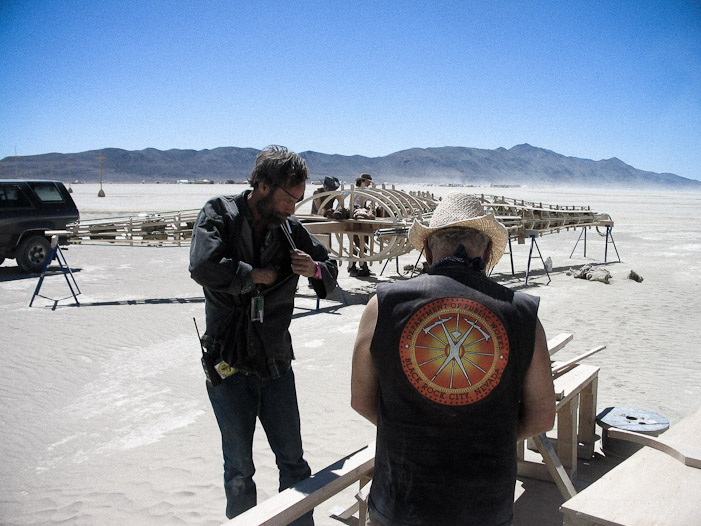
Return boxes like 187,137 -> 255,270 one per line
248,145 -> 309,189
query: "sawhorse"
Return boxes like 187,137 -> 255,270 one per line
570,225 -> 620,263
29,235 -> 81,309
525,233 -> 551,285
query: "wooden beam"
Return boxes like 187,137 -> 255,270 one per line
547,333 -> 574,356
552,346 -> 606,377
606,429 -> 701,469
223,443 -> 375,526
553,365 -> 599,410
558,396 -> 580,478
532,434 -> 578,499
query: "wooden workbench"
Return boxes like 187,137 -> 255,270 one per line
560,406 -> 701,525
517,333 -> 601,498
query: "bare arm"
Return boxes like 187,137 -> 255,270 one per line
351,295 -> 380,425
517,318 -> 556,440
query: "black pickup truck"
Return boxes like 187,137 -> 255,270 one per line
0,180 -> 80,273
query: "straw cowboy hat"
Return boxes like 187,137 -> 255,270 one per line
408,192 -> 508,271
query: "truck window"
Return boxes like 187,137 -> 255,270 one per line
28,182 -> 65,203
0,184 -> 31,209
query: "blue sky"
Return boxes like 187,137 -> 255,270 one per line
2,1 -> 700,180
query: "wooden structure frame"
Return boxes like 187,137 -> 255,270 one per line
478,194 -> 614,242
296,183 -> 437,265
64,185 -> 615,271
67,209 -> 199,246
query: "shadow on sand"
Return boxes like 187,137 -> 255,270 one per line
513,449 -> 626,525
29,296 -> 205,309
0,264 -> 83,283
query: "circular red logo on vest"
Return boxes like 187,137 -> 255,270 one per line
399,297 -> 509,405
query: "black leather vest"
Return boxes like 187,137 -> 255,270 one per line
369,260 -> 539,526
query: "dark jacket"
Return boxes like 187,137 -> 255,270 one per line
189,190 -> 337,373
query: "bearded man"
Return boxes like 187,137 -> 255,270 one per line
190,145 -> 337,524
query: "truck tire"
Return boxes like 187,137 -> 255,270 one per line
16,235 -> 51,273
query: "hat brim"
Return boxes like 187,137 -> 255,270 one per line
408,213 -> 508,271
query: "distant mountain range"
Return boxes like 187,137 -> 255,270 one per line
1,144 -> 698,188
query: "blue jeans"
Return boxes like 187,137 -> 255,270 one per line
207,367 -> 313,525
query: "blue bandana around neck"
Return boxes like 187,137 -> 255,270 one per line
435,243 -> 487,273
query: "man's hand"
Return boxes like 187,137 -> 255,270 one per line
250,266 -> 278,286
290,249 -> 317,277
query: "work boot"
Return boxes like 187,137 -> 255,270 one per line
357,264 -> 370,277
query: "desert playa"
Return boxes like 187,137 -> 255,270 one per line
1,183 -> 700,525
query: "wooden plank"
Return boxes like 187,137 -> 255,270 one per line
552,365 -> 598,408
558,396 -> 579,478
223,443 -> 375,526
356,479 -> 372,526
532,434 -> 577,499
303,219 -> 394,234
329,500 -> 359,521
552,346 -> 606,377
553,365 -> 599,409
560,407 -> 701,526
606,428 -> 701,469
578,375 -> 598,458
547,333 -> 574,355
561,447 -> 701,525
330,475 -> 371,522
517,459 -> 551,482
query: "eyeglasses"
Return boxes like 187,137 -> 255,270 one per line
274,184 -> 304,202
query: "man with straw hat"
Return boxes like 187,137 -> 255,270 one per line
351,192 -> 555,526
